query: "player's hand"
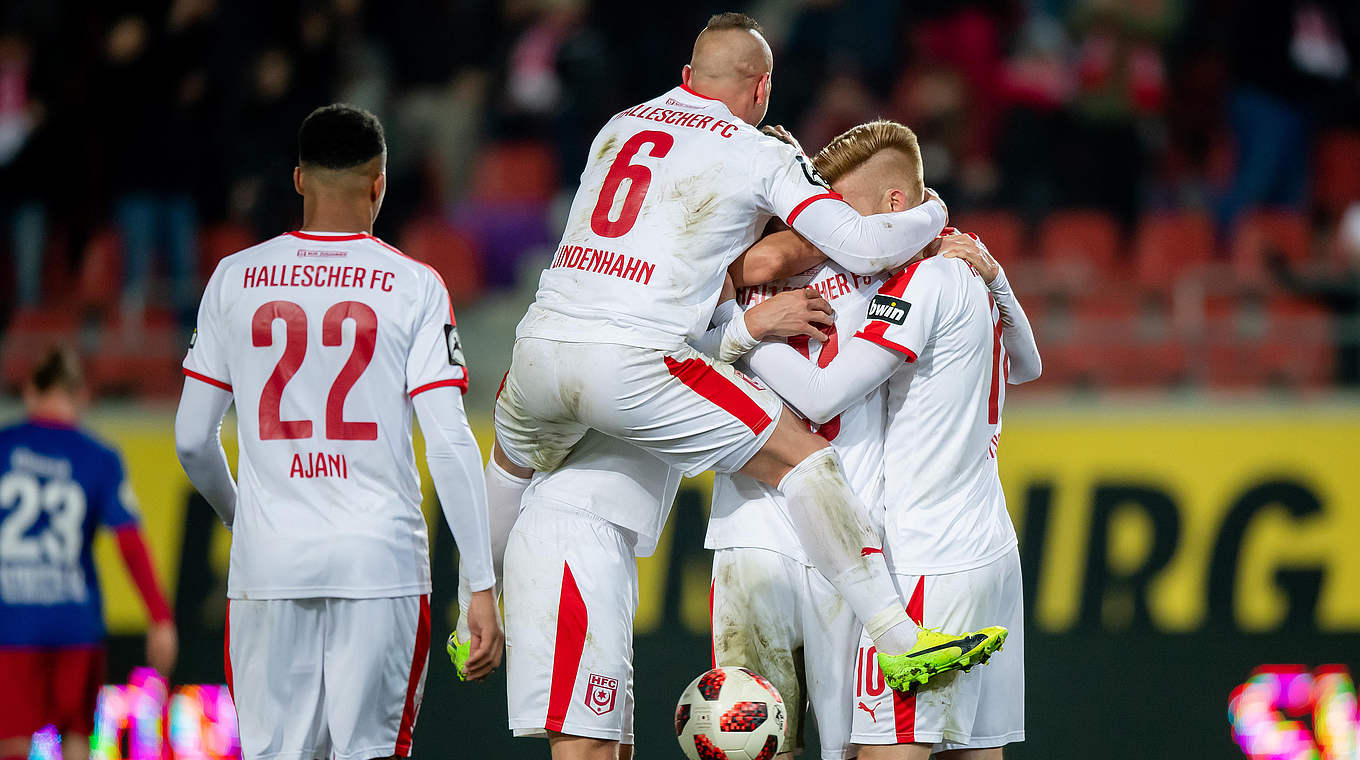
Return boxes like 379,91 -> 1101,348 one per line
761,124 -> 804,155
925,187 -> 948,225
939,233 -> 1000,284
147,620 -> 178,678
743,288 -> 833,343
464,588 -> 503,681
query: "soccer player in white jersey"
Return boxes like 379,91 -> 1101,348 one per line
490,15 -> 1005,737
173,105 -> 502,760
735,121 -> 1042,759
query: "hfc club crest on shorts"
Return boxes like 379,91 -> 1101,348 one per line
585,674 -> 618,716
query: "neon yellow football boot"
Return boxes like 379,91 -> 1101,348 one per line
446,631 -> 471,682
877,626 -> 1008,691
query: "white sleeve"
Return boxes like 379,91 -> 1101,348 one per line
689,299 -> 757,362
988,268 -> 1042,384
173,379 -> 237,529
751,137 -> 947,275
413,385 -> 495,592
743,337 -> 903,425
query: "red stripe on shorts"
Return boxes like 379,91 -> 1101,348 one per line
893,577 -> 927,743
709,580 -> 717,668
395,595 -> 432,756
663,356 -> 773,435
546,562 -> 589,732
224,601 -> 234,701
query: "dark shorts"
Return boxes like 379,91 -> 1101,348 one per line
0,645 -> 105,739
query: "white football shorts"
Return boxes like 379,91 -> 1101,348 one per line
504,499 -> 638,743
850,548 -> 1024,749
711,547 -> 861,760
225,595 -> 430,760
495,338 -> 783,476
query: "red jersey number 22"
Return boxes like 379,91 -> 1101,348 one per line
252,300 -> 378,441
590,130 -> 675,238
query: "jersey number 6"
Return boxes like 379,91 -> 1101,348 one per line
590,130 -> 675,238
252,300 -> 379,441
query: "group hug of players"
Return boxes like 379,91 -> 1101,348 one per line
0,11 -> 1043,760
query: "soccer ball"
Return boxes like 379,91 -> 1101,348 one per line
675,667 -> 787,760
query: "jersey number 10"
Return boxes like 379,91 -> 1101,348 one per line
252,300 -> 378,441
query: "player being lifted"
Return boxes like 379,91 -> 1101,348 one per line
710,121 -> 1040,758
735,122 -> 1041,759
0,348 -> 178,760
489,13 -> 1004,728
174,105 -> 501,760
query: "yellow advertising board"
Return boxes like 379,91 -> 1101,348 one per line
86,404 -> 1360,636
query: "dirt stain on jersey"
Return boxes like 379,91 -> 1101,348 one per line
595,134 -> 619,164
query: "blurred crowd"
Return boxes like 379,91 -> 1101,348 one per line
2,0 -> 1360,393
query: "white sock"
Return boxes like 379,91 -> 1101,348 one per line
778,447 -> 914,654
456,457 -> 530,640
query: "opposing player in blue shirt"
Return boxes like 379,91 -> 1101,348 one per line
0,348 -> 177,760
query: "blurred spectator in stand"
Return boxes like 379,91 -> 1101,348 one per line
996,13 -> 1072,221
0,28 -> 51,310
97,9 -> 209,331
799,73 -> 881,155
1061,0 -> 1176,227
1218,0 -> 1354,231
228,48 -> 312,240
1267,203 -> 1360,386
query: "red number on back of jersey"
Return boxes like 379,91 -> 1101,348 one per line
322,301 -> 379,440
590,130 -> 675,238
789,324 -> 842,442
251,300 -> 379,441
253,301 -> 313,440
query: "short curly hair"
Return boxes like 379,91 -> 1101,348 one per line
298,104 -> 386,170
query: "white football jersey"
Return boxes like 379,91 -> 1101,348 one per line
854,255 -> 1017,574
183,231 -> 469,599
705,263 -> 887,565
517,85 -> 842,350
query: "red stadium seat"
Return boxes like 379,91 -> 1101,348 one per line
1230,209 -> 1312,283
399,217 -> 486,305
469,142 -> 559,204
1132,211 -> 1216,290
199,221 -> 256,273
78,228 -> 122,312
1036,210 -> 1122,289
950,210 -> 1028,266
1313,130 -> 1360,217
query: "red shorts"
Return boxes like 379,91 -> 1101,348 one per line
0,646 -> 105,739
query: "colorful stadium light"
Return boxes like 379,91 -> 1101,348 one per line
28,668 -> 240,760
1229,665 -> 1359,760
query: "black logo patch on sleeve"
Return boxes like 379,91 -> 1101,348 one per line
795,153 -> 830,190
867,294 -> 910,325
444,324 -> 466,367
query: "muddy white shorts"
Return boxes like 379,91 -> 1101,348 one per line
850,548 -> 1024,749
495,338 -> 783,476
504,500 -> 639,743
711,547 -> 861,760
225,595 -> 431,760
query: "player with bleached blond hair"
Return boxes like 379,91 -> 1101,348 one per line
721,119 -> 1040,759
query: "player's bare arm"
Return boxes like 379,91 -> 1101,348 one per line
729,230 -> 826,288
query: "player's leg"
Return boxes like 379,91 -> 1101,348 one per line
935,749 -> 1003,760
503,493 -> 638,758
322,594 -> 430,760
801,567 -> 862,760
857,746 -> 932,760
710,547 -> 806,757
849,575 -> 936,760
51,645 -> 105,760
935,551 -> 1025,757
0,647 -> 46,760
493,338 -> 590,473
228,599 -> 329,760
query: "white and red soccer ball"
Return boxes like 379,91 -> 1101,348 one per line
675,667 -> 787,760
